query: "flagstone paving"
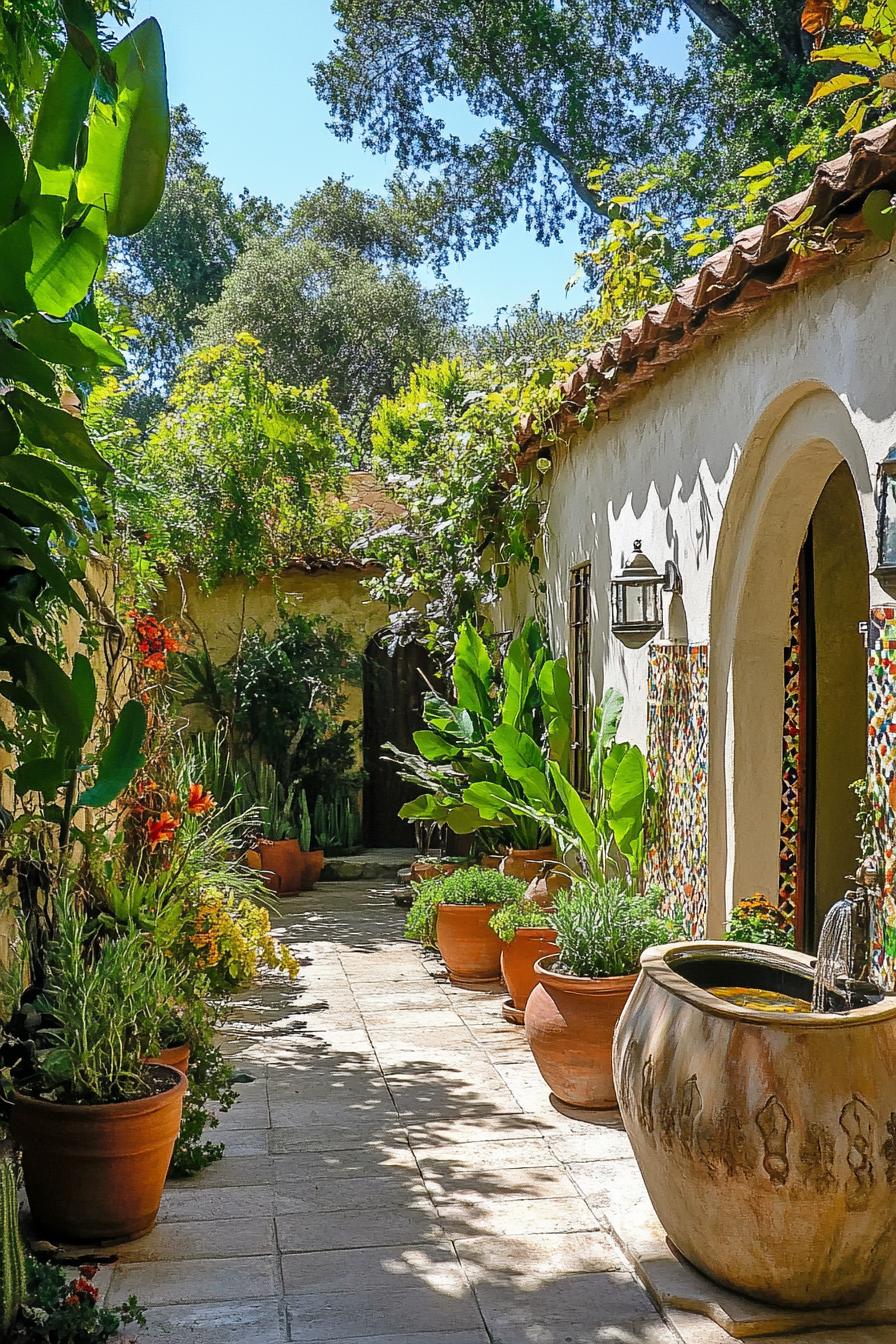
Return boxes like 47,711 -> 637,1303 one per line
105,882 -> 896,1344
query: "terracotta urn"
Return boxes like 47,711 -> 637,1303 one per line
525,955 -> 637,1109
480,854 -> 503,870
13,1065 -> 187,1243
146,1041 -> 190,1075
255,838 -> 303,895
501,927 -> 557,1023
436,903 -> 503,987
410,860 -> 463,883
523,865 -> 572,910
300,848 -> 325,890
501,846 -> 556,883
613,941 -> 896,1309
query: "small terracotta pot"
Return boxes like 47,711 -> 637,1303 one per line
146,1042 -> 190,1075
300,849 -> 325,890
524,865 -> 572,909
501,846 -> 556,883
525,955 -> 637,1109
13,1066 -> 187,1243
480,854 -> 503,870
255,838 -> 303,895
436,903 -> 503,987
410,860 -> 462,883
501,927 -> 557,1011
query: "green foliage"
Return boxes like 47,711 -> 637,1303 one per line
129,334 -> 352,588
0,1158 -> 25,1333
169,1024 -> 238,1179
296,788 -> 312,852
392,619 -> 571,847
725,895 -> 795,948
549,879 -> 676,979
13,1258 -> 144,1343
405,866 -> 525,946
489,895 -> 552,942
312,792 -> 361,852
26,897 -> 181,1103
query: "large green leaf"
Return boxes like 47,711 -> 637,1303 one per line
0,198 -> 107,317
0,402 -> 20,454
13,755 -> 72,800
539,657 -> 573,769
489,723 -> 543,777
78,699 -> 147,807
452,621 -> 493,718
0,454 -> 84,508
548,760 -> 598,873
2,485 -> 70,532
6,389 -> 110,472
15,315 -> 125,371
0,336 -> 57,399
0,118 -> 25,227
27,42 -> 94,202
70,652 -> 97,746
462,779 -> 516,821
77,19 -> 170,237
0,515 -> 86,616
500,629 -> 535,729
590,687 -> 625,796
0,644 -> 83,747
413,729 -> 459,761
398,793 -> 453,822
602,743 -> 648,872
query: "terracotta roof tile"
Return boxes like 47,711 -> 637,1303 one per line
517,119 -> 896,459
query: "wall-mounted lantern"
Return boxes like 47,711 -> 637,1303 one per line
610,541 -> 682,643
876,447 -> 896,580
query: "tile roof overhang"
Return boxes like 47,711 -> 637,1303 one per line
516,119 -> 896,463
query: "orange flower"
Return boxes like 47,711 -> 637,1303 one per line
187,782 -> 215,815
146,811 -> 180,849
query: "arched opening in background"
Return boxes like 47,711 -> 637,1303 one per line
362,635 -> 436,848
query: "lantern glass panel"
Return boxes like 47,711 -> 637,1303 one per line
882,474 -> 896,570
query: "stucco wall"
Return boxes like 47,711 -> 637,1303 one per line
508,241 -> 896,929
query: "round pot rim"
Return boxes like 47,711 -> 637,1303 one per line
506,845 -> 556,858
437,901 -> 500,913
511,925 -> 556,939
534,954 -> 638,995
13,1066 -> 187,1117
640,939 -> 896,1027
258,836 -> 300,849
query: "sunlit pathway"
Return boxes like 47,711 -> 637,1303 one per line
105,882 -> 883,1344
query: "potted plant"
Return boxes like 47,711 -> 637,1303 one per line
405,867 -> 525,987
489,895 -> 557,1023
10,901 -> 187,1243
525,879 -> 677,1108
725,894 -> 795,947
297,788 -> 324,891
247,765 -> 304,894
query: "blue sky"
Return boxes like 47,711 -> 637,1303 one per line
137,0 -> 689,325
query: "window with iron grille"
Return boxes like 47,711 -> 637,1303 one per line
569,563 -> 591,794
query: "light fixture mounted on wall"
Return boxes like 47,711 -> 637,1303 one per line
875,446 -> 896,580
610,541 -> 682,644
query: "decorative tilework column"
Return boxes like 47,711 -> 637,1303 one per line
779,581 -> 801,922
867,607 -> 896,987
645,644 -> 709,938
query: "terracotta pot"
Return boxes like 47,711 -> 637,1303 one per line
410,860 -> 462,883
501,927 -> 557,1011
480,854 -> 503,870
300,849 -> 325,890
255,838 -> 303,895
613,941 -> 896,1309
436,903 -> 503,987
524,865 -> 572,909
13,1066 -> 187,1243
501,846 -> 556,883
146,1042 -> 190,1075
525,955 -> 636,1109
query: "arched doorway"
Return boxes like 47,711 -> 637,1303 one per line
708,389 -> 873,942
362,635 -> 436,847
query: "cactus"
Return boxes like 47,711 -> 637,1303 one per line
312,795 -> 361,852
296,788 -> 312,851
0,1156 -> 25,1332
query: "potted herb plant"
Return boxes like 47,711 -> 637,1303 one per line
405,867 -> 525,987
489,895 -> 557,1023
525,880 -> 677,1108
11,902 -> 187,1243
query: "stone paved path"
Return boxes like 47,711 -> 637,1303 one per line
105,882 -> 893,1344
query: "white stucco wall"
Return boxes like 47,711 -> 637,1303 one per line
504,240 -> 896,927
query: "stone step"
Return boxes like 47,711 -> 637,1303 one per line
319,848 -> 415,882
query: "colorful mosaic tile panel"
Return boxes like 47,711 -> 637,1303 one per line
779,581 -> 801,921
867,607 -> 896,987
645,643 -> 709,939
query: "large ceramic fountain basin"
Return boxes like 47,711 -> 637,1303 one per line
612,940 -> 896,1310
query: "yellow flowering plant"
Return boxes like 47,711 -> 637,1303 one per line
184,885 -> 299,992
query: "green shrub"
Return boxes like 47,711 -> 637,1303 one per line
489,896 -> 553,943
725,895 -> 794,948
549,879 -> 678,979
404,867 -> 525,947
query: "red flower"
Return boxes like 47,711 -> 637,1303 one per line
79,1264 -> 98,1280
74,1277 -> 99,1300
187,782 -> 215,815
146,811 -> 180,849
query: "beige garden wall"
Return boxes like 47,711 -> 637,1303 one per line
494,239 -> 896,931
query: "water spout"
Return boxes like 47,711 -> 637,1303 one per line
812,873 -> 873,1012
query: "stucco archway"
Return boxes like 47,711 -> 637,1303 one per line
707,387 -> 873,939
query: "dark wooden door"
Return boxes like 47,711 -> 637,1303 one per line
362,637 -> 434,847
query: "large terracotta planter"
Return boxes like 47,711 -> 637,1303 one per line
13,1066 -> 187,1243
501,846 -> 556,883
255,838 -> 303,895
410,860 -> 463,883
436,903 -> 502,987
146,1041 -> 190,1075
525,955 -> 636,1109
480,854 -> 503,870
524,865 -> 572,910
300,849 -> 325,890
613,941 -> 896,1309
501,927 -> 557,1023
